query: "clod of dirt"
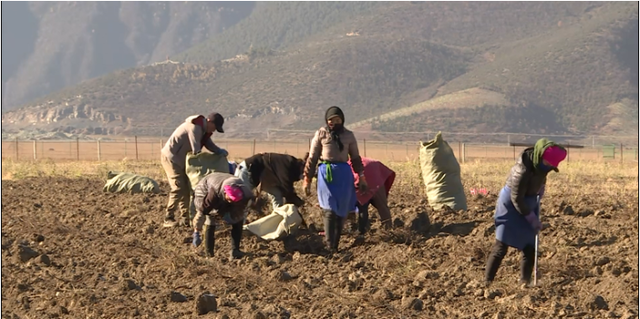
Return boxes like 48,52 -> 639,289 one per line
252,312 -> 267,319
578,209 -> 594,217
38,254 -> 51,266
562,206 -> 575,215
34,234 -> 45,242
16,283 -> 30,292
494,311 -> 505,319
122,279 -> 139,291
590,295 -> 609,311
196,293 -> 217,315
34,203 -> 42,209
373,288 -> 394,302
484,290 -> 502,300
409,212 -> 431,234
145,225 -> 154,235
170,291 -> 188,303
271,254 -> 285,265
59,306 -> 69,315
474,289 -> 484,297
595,256 -> 611,266
16,245 -> 39,263
273,270 -> 295,282
415,270 -> 439,280
401,297 -> 423,311
393,218 -> 405,228
218,314 -> 230,319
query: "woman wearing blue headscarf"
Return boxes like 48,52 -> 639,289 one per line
303,106 -> 368,253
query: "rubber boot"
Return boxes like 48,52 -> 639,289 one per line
203,216 -> 215,257
357,203 -> 370,235
230,221 -> 244,259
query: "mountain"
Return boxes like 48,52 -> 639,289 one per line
1,1 -> 255,110
2,1 -> 638,140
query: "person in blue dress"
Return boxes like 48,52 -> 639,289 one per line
485,138 -> 567,287
303,106 -> 368,253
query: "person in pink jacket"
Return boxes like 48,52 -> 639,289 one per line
348,157 -> 396,234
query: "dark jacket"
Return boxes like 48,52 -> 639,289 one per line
506,148 -> 548,215
245,153 -> 305,207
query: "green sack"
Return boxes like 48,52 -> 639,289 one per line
103,171 -> 160,194
185,152 -> 230,189
185,152 -> 231,220
419,132 -> 467,211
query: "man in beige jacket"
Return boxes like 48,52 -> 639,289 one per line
160,112 -> 228,227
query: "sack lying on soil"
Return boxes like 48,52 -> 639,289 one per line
419,132 -> 467,211
244,204 -> 303,240
103,171 -> 160,194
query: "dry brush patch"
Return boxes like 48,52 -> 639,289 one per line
1,159 -> 638,318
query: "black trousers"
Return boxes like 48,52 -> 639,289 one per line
323,210 -> 345,251
204,221 -> 243,257
485,240 -> 535,283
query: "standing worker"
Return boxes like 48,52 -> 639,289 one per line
235,152 -> 309,211
192,172 -> 254,259
485,138 -> 567,287
303,106 -> 368,253
160,113 -> 229,228
349,157 -> 396,234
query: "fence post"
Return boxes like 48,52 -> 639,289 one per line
567,143 -> 570,162
97,140 -> 101,161
33,140 -> 37,160
15,137 -> 18,160
135,136 -> 139,161
462,143 -> 466,163
513,145 -> 516,161
458,141 -> 461,160
69,140 -> 72,159
76,138 -> 80,161
620,143 -> 623,164
252,139 -> 256,155
363,139 -> 367,157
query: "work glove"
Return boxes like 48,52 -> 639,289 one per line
192,231 -> 202,247
357,176 -> 369,193
217,148 -> 229,157
524,212 -> 542,233
303,177 -> 312,196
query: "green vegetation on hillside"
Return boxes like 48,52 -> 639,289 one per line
174,2 -> 383,64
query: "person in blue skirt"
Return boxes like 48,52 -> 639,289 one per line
303,106 -> 368,253
485,138 -> 567,287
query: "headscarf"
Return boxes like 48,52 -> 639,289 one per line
223,185 -> 244,202
532,138 -> 567,171
325,106 -> 345,151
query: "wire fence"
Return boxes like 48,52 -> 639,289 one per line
1,137 -> 638,163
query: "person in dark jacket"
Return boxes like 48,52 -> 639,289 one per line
485,138 -> 567,287
234,153 -> 309,211
191,172 -> 254,259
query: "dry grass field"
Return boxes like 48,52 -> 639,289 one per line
1,157 -> 638,318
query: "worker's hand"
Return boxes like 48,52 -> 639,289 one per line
303,177 -> 312,196
524,212 -> 542,233
217,148 -> 229,157
192,231 -> 202,247
357,176 -> 368,193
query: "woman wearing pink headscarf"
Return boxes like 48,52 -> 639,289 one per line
485,138 -> 567,287
348,157 -> 396,234
192,172 -> 254,259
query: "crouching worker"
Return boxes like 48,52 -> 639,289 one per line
349,157 -> 396,234
192,172 -> 254,259
303,106 -> 368,253
234,152 -> 309,211
485,138 -> 567,287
